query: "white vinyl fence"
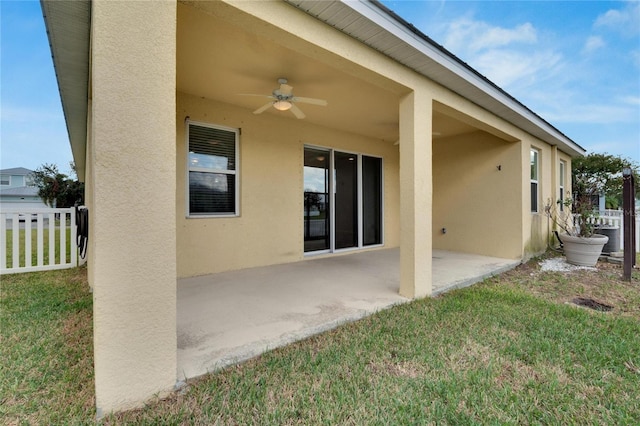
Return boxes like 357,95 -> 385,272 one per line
1,207 -> 77,274
592,211 -> 640,253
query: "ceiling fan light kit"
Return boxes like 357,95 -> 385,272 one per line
273,100 -> 292,111
240,78 -> 327,119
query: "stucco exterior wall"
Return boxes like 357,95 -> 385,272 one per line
90,1 -> 177,416
176,93 -> 400,278
175,0 -> 574,278
433,131 -> 522,259
421,98 -> 571,261
521,140 -> 573,258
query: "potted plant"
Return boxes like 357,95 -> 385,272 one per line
545,194 -> 608,267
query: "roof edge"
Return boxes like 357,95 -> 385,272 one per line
40,0 -> 91,180
286,0 -> 586,157
366,0 -> 585,155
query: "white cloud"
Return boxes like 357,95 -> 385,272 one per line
444,18 -> 537,54
402,2 -> 639,162
618,95 -> 640,106
438,17 -> 563,91
472,49 -> 562,89
594,2 -> 640,36
582,36 -> 605,54
540,103 -> 637,124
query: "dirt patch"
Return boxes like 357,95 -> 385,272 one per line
367,359 -> 424,379
570,297 -> 613,312
491,253 -> 640,321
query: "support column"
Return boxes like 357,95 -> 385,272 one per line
91,1 -> 177,416
399,91 -> 433,298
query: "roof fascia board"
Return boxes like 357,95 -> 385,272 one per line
40,0 -> 91,180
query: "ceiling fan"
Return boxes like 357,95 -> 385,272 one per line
240,78 -> 328,119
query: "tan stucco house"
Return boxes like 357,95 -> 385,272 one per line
42,0 -> 585,415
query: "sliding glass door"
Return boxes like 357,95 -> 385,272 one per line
334,152 -> 358,249
363,156 -> 382,246
304,148 -> 330,252
304,146 -> 382,253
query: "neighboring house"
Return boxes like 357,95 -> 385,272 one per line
41,0 -> 585,414
0,167 -> 49,210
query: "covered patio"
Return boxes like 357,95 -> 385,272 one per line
177,249 -> 520,379
40,0 -> 587,413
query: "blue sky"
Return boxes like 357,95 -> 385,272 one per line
1,1 -> 639,173
1,0 -> 72,173
381,0 -> 640,163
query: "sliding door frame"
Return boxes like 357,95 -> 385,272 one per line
304,144 -> 384,255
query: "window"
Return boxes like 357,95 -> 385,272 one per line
559,161 -> 566,211
530,149 -> 539,212
0,174 -> 9,186
25,174 -> 35,187
187,121 -> 239,216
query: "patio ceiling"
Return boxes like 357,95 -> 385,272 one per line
42,0 -> 525,183
177,2 -> 403,143
177,2 -> 480,144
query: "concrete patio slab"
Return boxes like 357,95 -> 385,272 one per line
177,248 -> 520,379
431,250 -> 522,296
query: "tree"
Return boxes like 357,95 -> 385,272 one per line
31,162 -> 84,208
572,153 -> 639,209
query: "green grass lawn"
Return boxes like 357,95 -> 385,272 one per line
3,225 -> 73,269
0,268 -> 94,424
1,255 -> 639,424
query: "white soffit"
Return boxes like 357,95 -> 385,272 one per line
40,0 -> 91,179
285,0 -> 585,157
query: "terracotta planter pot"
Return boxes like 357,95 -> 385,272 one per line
562,234 -> 609,267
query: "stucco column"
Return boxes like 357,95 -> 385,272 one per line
399,91 -> 433,298
91,1 -> 177,416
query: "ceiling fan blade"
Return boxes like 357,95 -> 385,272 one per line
292,96 -> 327,106
238,94 -> 275,99
253,102 -> 274,114
279,84 -> 293,96
290,104 -> 306,119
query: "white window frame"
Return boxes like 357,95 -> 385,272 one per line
186,120 -> 240,218
0,174 -> 10,186
559,160 -> 566,212
530,149 -> 539,213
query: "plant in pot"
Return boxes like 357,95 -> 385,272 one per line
544,193 -> 608,267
